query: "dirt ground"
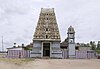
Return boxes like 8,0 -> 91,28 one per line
0,59 -> 100,69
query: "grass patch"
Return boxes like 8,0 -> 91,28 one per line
96,50 -> 100,54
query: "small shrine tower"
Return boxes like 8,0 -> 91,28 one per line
67,26 -> 75,58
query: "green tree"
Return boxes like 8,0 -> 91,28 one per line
97,41 -> 100,50
90,41 -> 96,50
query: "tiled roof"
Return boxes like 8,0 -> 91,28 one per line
60,38 -> 68,49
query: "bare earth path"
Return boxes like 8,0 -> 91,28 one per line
0,59 -> 100,69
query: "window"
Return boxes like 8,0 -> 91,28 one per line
69,39 -> 74,43
47,18 -> 48,20
46,35 -> 48,39
46,28 -> 48,31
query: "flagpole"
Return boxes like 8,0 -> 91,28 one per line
2,35 -> 4,51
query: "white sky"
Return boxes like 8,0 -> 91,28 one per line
0,0 -> 100,50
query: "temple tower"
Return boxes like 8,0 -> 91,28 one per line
67,26 -> 75,58
30,8 -> 62,58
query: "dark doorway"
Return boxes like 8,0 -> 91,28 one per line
43,43 -> 50,57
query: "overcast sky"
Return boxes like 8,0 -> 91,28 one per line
0,0 -> 100,50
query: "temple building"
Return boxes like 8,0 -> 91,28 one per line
30,8 -> 62,58
6,8 -> 96,59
